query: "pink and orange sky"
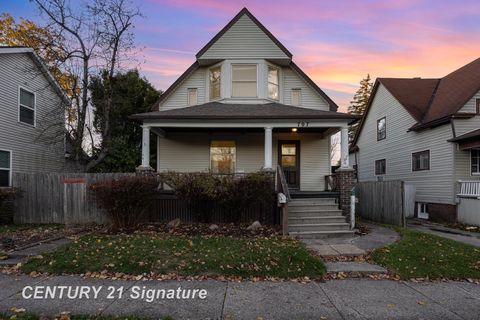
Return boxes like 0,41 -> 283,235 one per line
4,0 -> 480,111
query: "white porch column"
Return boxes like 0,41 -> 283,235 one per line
340,126 -> 350,168
264,127 -> 273,170
141,125 -> 151,167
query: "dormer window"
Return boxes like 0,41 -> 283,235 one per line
232,64 -> 257,98
209,66 -> 221,100
268,66 -> 279,100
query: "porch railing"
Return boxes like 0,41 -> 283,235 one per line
276,165 -> 290,235
457,180 -> 480,199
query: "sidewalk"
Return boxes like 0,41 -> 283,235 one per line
0,273 -> 478,319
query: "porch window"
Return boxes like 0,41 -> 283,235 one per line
472,149 -> 480,175
267,66 -> 279,100
19,88 -> 35,126
375,159 -> 386,175
377,117 -> 386,141
187,88 -> 197,106
412,150 -> 430,171
209,66 -> 221,100
0,150 -> 11,187
232,64 -> 257,97
210,140 -> 236,174
291,89 -> 301,106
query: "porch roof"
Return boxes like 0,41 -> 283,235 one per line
131,102 -> 359,123
448,128 -> 480,150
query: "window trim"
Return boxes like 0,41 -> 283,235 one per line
208,65 -> 222,101
267,65 -> 280,101
0,149 -> 12,187
209,140 -> 237,174
376,117 -> 386,141
231,64 -> 258,98
412,150 -> 430,172
291,88 -> 302,106
18,86 -> 36,127
471,149 -> 480,176
374,159 -> 386,176
187,88 -> 198,106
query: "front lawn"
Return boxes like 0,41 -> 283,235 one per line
371,228 -> 480,279
21,233 -> 325,279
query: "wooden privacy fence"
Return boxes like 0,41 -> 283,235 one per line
355,180 -> 406,227
12,172 -> 278,225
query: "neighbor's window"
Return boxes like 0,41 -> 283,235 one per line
267,66 -> 279,100
377,117 -> 386,141
232,64 -> 257,97
472,149 -> 480,175
375,159 -> 386,175
19,88 -> 35,125
210,140 -> 236,174
476,98 -> 480,114
209,66 -> 221,100
0,150 -> 11,187
412,150 -> 430,171
187,88 -> 197,106
291,89 -> 301,106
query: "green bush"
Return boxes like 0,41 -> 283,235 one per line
90,176 -> 158,230
160,171 -> 274,223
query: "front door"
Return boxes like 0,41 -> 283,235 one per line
278,141 -> 300,189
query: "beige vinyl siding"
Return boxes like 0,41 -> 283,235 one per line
159,68 -> 206,111
355,84 -> 456,204
0,53 -> 65,174
283,67 -> 329,110
198,15 -> 289,61
158,132 -> 329,191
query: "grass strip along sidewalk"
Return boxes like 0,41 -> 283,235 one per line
21,234 -> 326,279
371,228 -> 480,279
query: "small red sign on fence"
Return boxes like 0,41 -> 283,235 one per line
63,178 -> 86,184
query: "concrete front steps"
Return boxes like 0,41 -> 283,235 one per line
288,197 -> 355,238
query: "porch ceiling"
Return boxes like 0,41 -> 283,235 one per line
152,127 -> 332,134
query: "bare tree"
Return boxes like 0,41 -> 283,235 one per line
32,0 -> 141,171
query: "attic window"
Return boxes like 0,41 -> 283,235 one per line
377,117 -> 386,141
232,64 -> 257,98
188,88 -> 197,106
291,89 -> 301,106
209,66 -> 221,100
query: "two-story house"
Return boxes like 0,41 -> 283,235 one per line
350,58 -> 480,225
0,47 -> 69,187
131,8 -> 359,237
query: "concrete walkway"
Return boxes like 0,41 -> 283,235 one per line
0,273 -> 478,319
0,239 -> 71,266
407,220 -> 480,247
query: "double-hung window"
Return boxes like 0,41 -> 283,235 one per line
232,64 -> 257,97
267,66 -> 279,100
412,150 -> 430,171
188,88 -> 198,106
472,149 -> 480,175
209,66 -> 221,100
291,89 -> 302,106
375,159 -> 386,175
0,150 -> 11,187
19,88 -> 35,125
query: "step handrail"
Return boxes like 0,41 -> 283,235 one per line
276,165 -> 290,235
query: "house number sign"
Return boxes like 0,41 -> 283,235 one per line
297,121 -> 309,127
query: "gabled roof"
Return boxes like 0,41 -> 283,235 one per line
0,46 -> 70,104
196,7 -> 292,59
133,102 -> 358,122
151,8 -> 338,112
350,57 -> 480,151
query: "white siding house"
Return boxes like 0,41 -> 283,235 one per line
351,59 -> 480,223
0,47 -> 69,187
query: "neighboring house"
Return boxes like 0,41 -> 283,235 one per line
131,8 -> 358,237
0,46 -> 70,187
350,58 -> 480,224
